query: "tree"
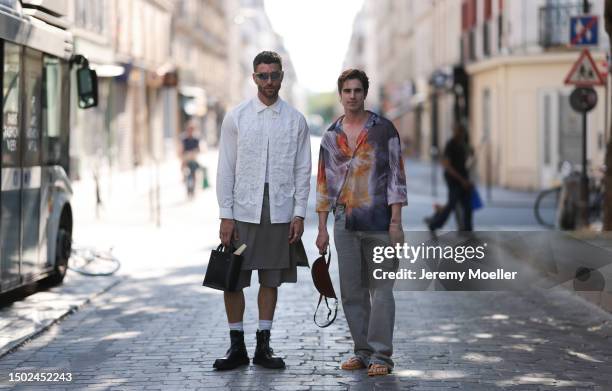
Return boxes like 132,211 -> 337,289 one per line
604,0 -> 612,229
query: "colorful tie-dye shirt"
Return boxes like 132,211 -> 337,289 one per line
316,111 -> 408,231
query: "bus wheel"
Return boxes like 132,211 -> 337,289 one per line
46,226 -> 72,286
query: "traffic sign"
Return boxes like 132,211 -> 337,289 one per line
569,87 -> 597,113
564,49 -> 606,86
570,15 -> 598,46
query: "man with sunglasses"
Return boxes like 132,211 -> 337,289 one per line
214,51 -> 311,370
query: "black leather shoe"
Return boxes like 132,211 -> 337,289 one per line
423,216 -> 437,237
213,330 -> 249,370
253,329 -> 285,369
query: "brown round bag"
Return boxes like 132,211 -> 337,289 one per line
311,250 -> 338,327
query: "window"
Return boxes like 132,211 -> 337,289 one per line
22,48 -> 42,168
483,21 -> 490,57
2,42 -> 20,167
558,90 -> 581,165
498,13 -> 503,51
42,56 -> 64,165
483,88 -> 491,142
469,28 -> 476,61
484,0 -> 492,20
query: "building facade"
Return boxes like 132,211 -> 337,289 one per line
346,0 -> 609,190
172,0 -> 231,149
465,0 -> 608,190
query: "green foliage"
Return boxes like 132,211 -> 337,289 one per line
307,92 -> 338,125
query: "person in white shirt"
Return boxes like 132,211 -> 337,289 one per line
214,51 -> 311,371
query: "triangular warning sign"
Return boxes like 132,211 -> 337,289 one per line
565,49 -> 606,86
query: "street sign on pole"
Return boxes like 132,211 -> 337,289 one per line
570,15 -> 599,46
564,49 -> 606,86
569,87 -> 598,113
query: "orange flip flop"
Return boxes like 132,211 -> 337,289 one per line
341,356 -> 366,370
368,363 -> 390,376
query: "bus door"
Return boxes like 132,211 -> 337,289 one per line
20,48 -> 43,278
1,41 -> 22,287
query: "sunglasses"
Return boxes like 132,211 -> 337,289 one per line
254,71 -> 283,81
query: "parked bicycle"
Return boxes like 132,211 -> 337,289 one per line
69,246 -> 121,277
534,162 -> 604,229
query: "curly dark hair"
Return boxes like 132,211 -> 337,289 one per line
337,69 -> 369,96
253,51 -> 283,71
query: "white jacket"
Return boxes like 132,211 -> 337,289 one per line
216,97 -> 311,224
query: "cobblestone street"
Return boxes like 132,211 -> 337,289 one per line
2,258 -> 612,390
1,150 -> 611,390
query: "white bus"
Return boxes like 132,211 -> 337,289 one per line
1,0 -> 97,297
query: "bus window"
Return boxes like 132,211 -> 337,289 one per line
23,48 -> 42,167
2,42 -> 20,167
42,56 -> 62,164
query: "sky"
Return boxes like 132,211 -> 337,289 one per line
264,0 -> 365,93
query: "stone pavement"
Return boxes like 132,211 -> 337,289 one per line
1,142 -> 612,390
1,251 -> 612,390
0,273 -> 121,358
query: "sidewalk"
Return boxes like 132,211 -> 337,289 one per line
0,151 -> 219,357
405,157 -> 540,208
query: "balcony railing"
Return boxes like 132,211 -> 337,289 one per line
539,3 -> 585,48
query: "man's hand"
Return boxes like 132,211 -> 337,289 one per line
316,229 -> 329,255
389,223 -> 404,247
461,179 -> 473,191
220,219 -> 238,247
288,217 -> 304,244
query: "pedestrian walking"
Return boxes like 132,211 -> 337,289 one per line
315,69 -> 407,376
424,123 -> 473,232
214,51 -> 311,370
180,121 -> 201,198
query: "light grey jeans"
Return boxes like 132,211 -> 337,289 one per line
333,206 -> 395,369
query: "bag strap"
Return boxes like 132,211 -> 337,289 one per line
314,249 -> 337,328
219,243 -> 236,253
314,296 -> 338,328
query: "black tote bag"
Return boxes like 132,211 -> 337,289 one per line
203,244 -> 243,291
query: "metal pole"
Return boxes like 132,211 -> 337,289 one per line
582,0 -> 590,13
581,111 -> 589,227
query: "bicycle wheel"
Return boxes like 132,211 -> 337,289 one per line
69,247 -> 121,276
534,187 -> 560,228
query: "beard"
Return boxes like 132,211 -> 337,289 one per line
258,84 -> 280,99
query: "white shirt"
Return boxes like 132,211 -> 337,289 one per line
216,97 -> 311,224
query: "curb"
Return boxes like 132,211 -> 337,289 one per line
0,276 -> 123,359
